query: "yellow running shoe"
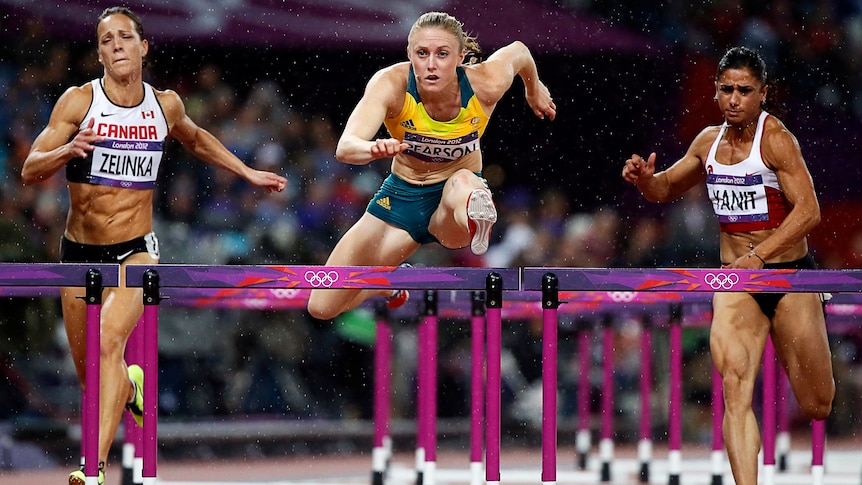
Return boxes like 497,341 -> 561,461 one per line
126,364 -> 144,427
69,463 -> 104,485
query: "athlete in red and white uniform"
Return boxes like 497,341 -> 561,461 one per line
704,110 -> 790,233
622,46 -> 834,485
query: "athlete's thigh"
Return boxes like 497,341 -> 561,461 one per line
100,287 -> 144,343
61,286 -> 89,378
326,212 -> 419,266
99,252 -> 156,342
709,292 -> 771,379
770,293 -> 832,384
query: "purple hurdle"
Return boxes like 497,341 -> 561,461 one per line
522,267 -> 853,485
114,265 -> 854,484
0,264 -> 119,485
122,265 -> 517,485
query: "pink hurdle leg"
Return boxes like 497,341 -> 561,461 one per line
811,419 -> 826,485
638,314 -> 653,483
576,323 -> 591,470
372,308 -> 392,485
541,273 -> 559,485
142,269 -> 160,485
711,366 -> 725,485
776,365 -> 790,472
123,319 -> 144,485
485,274 -> 503,485
599,315 -> 614,483
668,304 -> 682,485
83,269 -> 103,482
133,318 -> 144,485
762,337 -> 777,485
422,291 -> 439,484
470,292 -> 486,485
416,313 -> 428,484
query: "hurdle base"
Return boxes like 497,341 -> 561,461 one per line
668,473 -> 680,485
372,470 -> 385,485
811,464 -> 824,485
600,462 -> 611,482
577,452 -> 587,470
121,466 -> 134,485
638,462 -> 649,483
711,474 -> 723,485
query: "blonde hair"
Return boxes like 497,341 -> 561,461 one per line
408,12 -> 482,64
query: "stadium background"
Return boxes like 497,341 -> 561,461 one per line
0,0 -> 860,475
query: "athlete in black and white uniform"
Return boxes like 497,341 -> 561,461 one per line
21,7 -> 286,484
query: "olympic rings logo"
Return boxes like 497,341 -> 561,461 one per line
703,272 -> 740,290
607,291 -> 637,302
270,288 -> 301,299
304,270 -> 340,288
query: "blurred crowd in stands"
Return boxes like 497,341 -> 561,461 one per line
1,0 -> 861,453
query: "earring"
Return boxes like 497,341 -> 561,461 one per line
713,95 -> 718,101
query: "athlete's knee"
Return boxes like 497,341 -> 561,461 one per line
800,397 -> 833,421
719,367 -> 755,413
307,294 -> 340,321
449,169 -> 481,189
99,329 -> 127,360
798,379 -> 835,420
306,302 -> 334,321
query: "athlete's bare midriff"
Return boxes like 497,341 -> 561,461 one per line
65,182 -> 154,244
720,229 -> 809,264
391,150 -> 482,185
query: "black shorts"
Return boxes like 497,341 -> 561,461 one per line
60,232 -> 160,264
751,254 -> 819,319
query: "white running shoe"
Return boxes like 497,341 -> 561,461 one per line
466,188 -> 497,255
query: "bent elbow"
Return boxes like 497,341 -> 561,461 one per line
334,139 -> 349,164
20,170 -> 39,186
334,148 -> 349,164
810,210 -> 822,228
640,190 -> 672,204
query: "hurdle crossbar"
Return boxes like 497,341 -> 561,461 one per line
522,267 -> 862,293
124,264 -> 519,290
0,263 -> 119,287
